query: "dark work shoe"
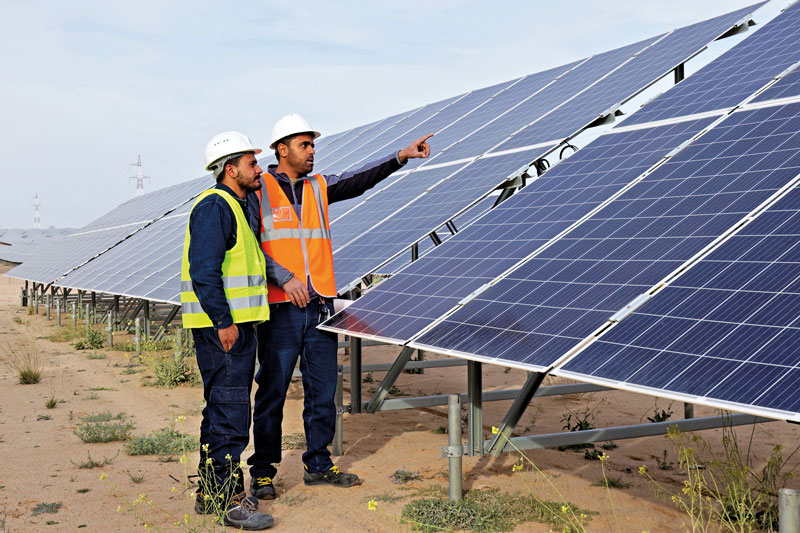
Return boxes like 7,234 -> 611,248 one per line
250,476 -> 276,500
224,493 -> 274,530
303,465 -> 361,487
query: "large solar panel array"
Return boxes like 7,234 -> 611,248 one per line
324,3 -> 800,421
556,181 -> 800,422
325,5 -> 760,293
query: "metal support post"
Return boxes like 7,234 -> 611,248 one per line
22,280 -> 28,307
106,313 -> 114,347
56,299 -> 61,327
416,349 -> 425,374
684,402 -> 694,419
77,291 -> 83,318
411,243 -> 419,262
467,361 -> 483,456
113,295 -> 120,329
780,488 -> 800,533
71,302 -> 77,331
84,305 -> 90,337
333,366 -> 344,456
674,63 -> 685,84
34,291 -> 39,315
365,346 -> 415,413
27,288 -> 33,313
91,291 -> 97,322
135,318 -> 142,358
143,300 -> 151,341
487,372 -> 547,456
350,336 -> 362,414
444,395 -> 463,501
46,295 -> 51,320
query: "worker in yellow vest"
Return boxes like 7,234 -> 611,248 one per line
180,131 -> 274,530
248,114 -> 433,498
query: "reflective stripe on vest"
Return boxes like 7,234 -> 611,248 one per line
259,173 -> 337,302
180,188 -> 270,328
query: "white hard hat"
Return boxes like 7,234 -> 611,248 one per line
269,114 -> 321,149
204,131 -> 262,172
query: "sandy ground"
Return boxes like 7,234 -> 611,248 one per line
1,270 -> 798,532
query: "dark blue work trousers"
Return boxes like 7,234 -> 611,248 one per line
193,324 -> 258,495
249,297 -> 337,478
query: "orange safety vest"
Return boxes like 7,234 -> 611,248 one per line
258,173 -> 337,303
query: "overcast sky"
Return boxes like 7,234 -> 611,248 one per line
0,0 -> 785,229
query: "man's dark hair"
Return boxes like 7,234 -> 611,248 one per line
216,153 -> 246,182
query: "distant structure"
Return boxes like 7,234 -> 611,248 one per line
129,155 -> 151,196
32,193 -> 41,229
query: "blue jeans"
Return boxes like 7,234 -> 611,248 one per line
249,297 -> 337,478
193,324 -> 257,496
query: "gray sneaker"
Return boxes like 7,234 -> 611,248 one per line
250,476 -> 276,500
224,493 -> 274,530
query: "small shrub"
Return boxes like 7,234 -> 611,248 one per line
72,328 -> 105,350
362,372 -> 374,383
143,333 -> 199,387
391,468 -> 422,484
591,476 -> 630,489
85,352 -> 106,360
126,472 -> 146,484
13,316 -> 25,325
647,402 -> 674,423
76,488 -> 90,494
32,502 -> 61,516
45,395 -> 59,409
73,412 -> 133,443
559,407 -> 596,451
4,338 -> 43,384
36,415 -> 52,421
125,427 -> 199,456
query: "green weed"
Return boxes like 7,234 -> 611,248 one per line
76,488 -> 90,494
13,316 -> 24,325
281,433 -> 305,450
391,468 -> 422,484
85,352 -> 106,360
591,476 -> 630,489
4,338 -> 43,384
72,328 -> 105,350
126,472 -> 146,484
73,412 -> 133,443
143,333 -> 200,387
31,502 -> 61,516
71,450 -> 116,469
36,415 -> 52,421
125,427 -> 199,457
44,395 -> 58,409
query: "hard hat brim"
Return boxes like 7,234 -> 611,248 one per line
269,131 -> 321,150
204,148 -> 262,172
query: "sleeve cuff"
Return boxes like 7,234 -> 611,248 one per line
280,272 -> 295,287
396,152 -> 407,166
212,315 -> 234,330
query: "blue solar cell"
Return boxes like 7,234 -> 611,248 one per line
500,4 -> 762,150
409,102 -> 800,369
554,146 -> 800,419
321,116 -> 716,342
753,64 -> 800,102
626,2 -> 800,125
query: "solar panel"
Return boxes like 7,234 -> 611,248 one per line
410,102 -> 800,370
555,182 -> 800,421
332,148 -> 545,292
498,4 -> 762,151
320,115 -> 717,343
752,62 -> 800,103
432,38 -> 659,165
624,2 -> 800,126
7,176 -> 212,284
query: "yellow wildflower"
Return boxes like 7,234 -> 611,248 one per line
202,443 -> 209,452
512,464 -> 523,473
561,505 -> 568,514
175,415 -> 186,422
491,426 -> 499,435
205,458 -> 213,465
638,465 -> 647,475
368,500 -> 377,511
100,473 -> 108,480
599,453 -> 609,462
225,453 -> 232,461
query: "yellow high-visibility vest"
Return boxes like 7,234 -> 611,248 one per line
180,188 -> 269,328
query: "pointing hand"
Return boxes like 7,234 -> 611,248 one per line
397,134 -> 434,163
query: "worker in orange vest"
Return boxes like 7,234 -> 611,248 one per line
248,113 -> 433,498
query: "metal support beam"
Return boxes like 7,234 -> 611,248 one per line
487,372 -> 547,456
22,280 -> 28,307
467,361 -> 483,456
365,346 -> 415,413
684,403 -> 695,419
350,336 -> 362,414
332,366 -> 344,456
143,300 -> 151,340
56,299 -> 61,327
493,187 -> 515,207
674,63 -> 685,84
341,358 -> 467,373
445,395 -> 463,501
430,231 -> 442,246
445,221 -> 458,235
489,414 -> 772,453
780,488 -> 800,533
411,243 -> 419,262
